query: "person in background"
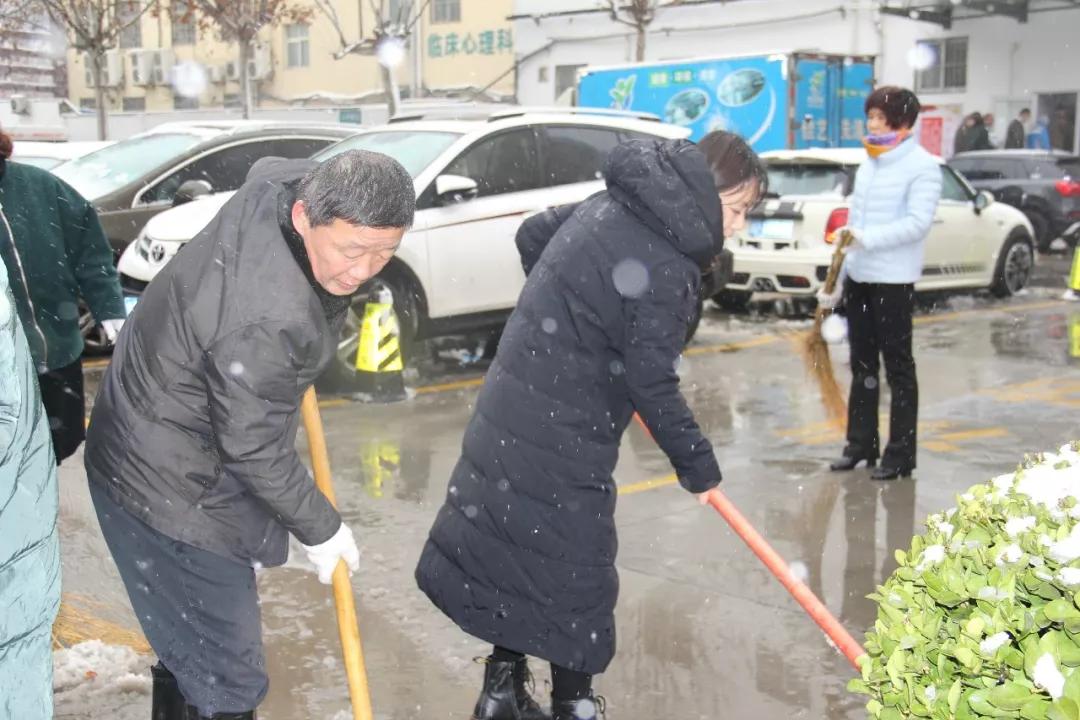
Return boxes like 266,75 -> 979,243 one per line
0,250 -> 60,718
416,131 -> 767,720
0,127 -> 125,464
818,86 -> 943,481
1051,106 -> 1076,153
1029,116 -> 1052,150
953,113 -> 976,154
968,112 -> 994,151
1006,108 -> 1031,149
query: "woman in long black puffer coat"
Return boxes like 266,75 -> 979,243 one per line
415,132 -> 767,720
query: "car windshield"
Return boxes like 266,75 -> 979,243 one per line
764,162 -> 852,196
53,132 -> 206,200
312,130 -> 461,178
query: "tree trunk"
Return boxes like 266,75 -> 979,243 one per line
381,64 -> 400,117
239,38 -> 252,119
635,24 -> 646,62
92,50 -> 107,140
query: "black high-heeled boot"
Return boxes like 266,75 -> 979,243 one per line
151,664 -> 187,720
471,655 -> 550,720
552,696 -> 606,720
829,455 -> 877,471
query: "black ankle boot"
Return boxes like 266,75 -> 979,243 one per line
152,664 -> 187,720
552,696 -> 606,720
184,707 -> 255,719
471,655 -> 550,720
829,455 -> 877,472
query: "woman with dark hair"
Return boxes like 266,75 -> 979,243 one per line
416,131 -> 766,720
818,86 -> 942,480
0,127 -> 125,464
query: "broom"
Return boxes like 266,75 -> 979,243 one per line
802,229 -> 855,425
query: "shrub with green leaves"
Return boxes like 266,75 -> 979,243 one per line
850,443 -> 1080,720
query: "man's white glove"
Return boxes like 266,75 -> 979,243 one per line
101,318 -> 125,343
301,523 -> 360,584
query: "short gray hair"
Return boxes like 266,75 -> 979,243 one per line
298,149 -> 415,229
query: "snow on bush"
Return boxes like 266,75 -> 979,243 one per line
850,443 -> 1080,720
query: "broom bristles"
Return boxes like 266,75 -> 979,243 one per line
52,593 -> 152,654
803,309 -> 847,427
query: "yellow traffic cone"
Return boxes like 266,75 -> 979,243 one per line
1070,314 -> 1080,361
353,283 -> 407,402
1066,246 -> 1080,301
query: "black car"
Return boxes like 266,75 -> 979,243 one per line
949,150 -> 1080,251
52,121 -> 360,257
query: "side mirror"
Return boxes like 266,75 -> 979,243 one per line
173,179 -> 213,207
435,174 -> 479,206
974,190 -> 994,214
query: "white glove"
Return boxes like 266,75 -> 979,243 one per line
816,283 -> 843,310
301,523 -> 360,584
101,318 -> 125,343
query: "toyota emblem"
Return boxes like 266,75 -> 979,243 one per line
150,243 -> 167,263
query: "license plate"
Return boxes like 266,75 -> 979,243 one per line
750,219 -> 794,239
124,295 -> 139,316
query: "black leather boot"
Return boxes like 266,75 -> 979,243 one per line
552,696 -> 606,720
829,455 -> 877,471
185,707 -> 255,719
471,655 -> 550,720
152,664 -> 187,720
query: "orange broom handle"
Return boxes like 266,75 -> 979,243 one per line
701,488 -> 866,670
631,414 -> 865,670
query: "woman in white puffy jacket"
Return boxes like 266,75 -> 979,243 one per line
819,86 -> 942,481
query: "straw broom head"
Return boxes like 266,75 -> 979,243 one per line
802,230 -> 855,426
52,593 -> 152,654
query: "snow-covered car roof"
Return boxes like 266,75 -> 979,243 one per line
384,112 -> 690,140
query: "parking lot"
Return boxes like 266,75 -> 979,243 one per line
53,253 -> 1080,720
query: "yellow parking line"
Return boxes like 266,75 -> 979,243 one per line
934,427 -> 1009,442
685,334 -> 782,357
912,300 -> 1066,326
416,377 -> 485,395
619,474 -> 678,495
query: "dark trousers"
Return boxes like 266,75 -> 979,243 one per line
843,279 -> 918,469
89,482 -> 268,715
38,358 -> 85,464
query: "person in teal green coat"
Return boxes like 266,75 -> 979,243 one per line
0,236 -> 61,718
0,128 -> 125,463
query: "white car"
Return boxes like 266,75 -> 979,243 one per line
12,140 -> 114,171
718,148 -> 1036,308
119,108 -> 691,369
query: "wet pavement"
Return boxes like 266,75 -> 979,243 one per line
60,254 -> 1080,719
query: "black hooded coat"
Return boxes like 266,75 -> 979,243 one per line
415,139 -> 724,674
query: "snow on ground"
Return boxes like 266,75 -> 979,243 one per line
53,641 -> 151,719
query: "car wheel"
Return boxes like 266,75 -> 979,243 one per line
1025,210 -> 1051,253
79,301 -> 113,355
686,296 -> 704,343
711,290 -> 751,312
334,274 -> 422,375
990,231 -> 1035,298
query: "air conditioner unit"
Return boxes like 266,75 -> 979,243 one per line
10,95 -> 30,115
130,49 -> 153,86
208,64 -> 226,84
248,43 -> 272,80
152,49 -> 174,85
86,50 -> 125,88
225,60 -> 240,81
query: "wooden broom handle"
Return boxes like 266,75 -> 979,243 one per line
822,230 -> 855,295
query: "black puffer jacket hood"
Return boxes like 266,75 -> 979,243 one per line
604,139 -> 723,269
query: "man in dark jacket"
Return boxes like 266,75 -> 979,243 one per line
85,151 -> 415,720
1006,109 -> 1030,149
416,134 -> 766,719
0,129 -> 125,463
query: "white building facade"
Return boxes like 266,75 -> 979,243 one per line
510,0 -> 1078,155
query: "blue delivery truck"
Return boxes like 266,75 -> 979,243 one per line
577,52 -> 876,151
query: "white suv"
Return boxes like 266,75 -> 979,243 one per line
118,108 -> 690,369
718,148 -> 1036,308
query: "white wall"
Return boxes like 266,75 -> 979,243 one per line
878,8 -> 1080,148
512,0 -> 878,106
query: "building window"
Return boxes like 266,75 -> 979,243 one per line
116,0 -> 142,49
122,96 -> 146,111
172,0 -> 196,46
286,24 -> 309,68
430,0 -> 460,24
174,95 -> 199,110
555,64 -> 585,100
914,37 -> 967,93
80,97 -> 97,110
